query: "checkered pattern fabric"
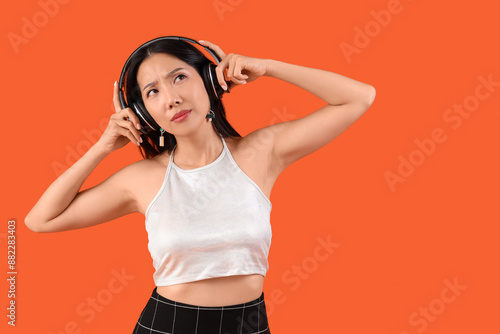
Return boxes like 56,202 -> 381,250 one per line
133,287 -> 271,334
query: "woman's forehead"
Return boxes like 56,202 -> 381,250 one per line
137,53 -> 193,84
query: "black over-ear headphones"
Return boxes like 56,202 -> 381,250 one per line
118,36 -> 230,135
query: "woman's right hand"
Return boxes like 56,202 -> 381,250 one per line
96,81 -> 144,155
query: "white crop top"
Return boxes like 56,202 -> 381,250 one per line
144,133 -> 272,287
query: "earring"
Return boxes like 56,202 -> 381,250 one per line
206,109 -> 215,122
159,128 -> 165,147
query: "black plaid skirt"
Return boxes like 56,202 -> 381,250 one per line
133,287 -> 271,334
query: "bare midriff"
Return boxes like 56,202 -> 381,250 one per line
156,273 -> 265,307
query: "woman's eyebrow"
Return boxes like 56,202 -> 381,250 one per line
142,67 -> 185,92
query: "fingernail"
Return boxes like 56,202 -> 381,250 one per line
114,81 -> 117,86
222,85 -> 228,91
198,40 -> 205,43
136,123 -> 141,130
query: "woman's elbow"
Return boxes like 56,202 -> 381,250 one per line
24,215 -> 45,233
365,85 -> 376,107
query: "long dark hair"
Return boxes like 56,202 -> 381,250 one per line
123,38 -> 241,160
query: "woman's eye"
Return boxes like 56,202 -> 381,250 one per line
146,89 -> 158,97
175,74 -> 186,82
146,75 -> 185,98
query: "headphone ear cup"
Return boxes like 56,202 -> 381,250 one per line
203,63 -> 229,100
131,100 -> 161,134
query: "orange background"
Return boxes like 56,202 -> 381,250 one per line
2,0 -> 499,333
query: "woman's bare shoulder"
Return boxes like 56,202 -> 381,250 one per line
133,152 -> 170,168
117,153 -> 168,176
112,152 -> 172,213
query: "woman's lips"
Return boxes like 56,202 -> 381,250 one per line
171,110 -> 192,122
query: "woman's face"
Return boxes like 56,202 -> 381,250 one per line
136,52 -> 210,135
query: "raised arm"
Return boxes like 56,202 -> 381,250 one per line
24,82 -> 145,233
263,59 -> 376,172
197,40 -> 376,174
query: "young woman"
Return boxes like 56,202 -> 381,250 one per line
25,37 -> 375,333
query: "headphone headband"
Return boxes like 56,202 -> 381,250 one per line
117,35 -> 229,135
118,36 -> 222,110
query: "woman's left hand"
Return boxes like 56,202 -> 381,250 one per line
198,40 -> 268,91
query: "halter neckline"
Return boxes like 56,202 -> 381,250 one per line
170,133 -> 226,172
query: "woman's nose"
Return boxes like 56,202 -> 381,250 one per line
164,88 -> 182,108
